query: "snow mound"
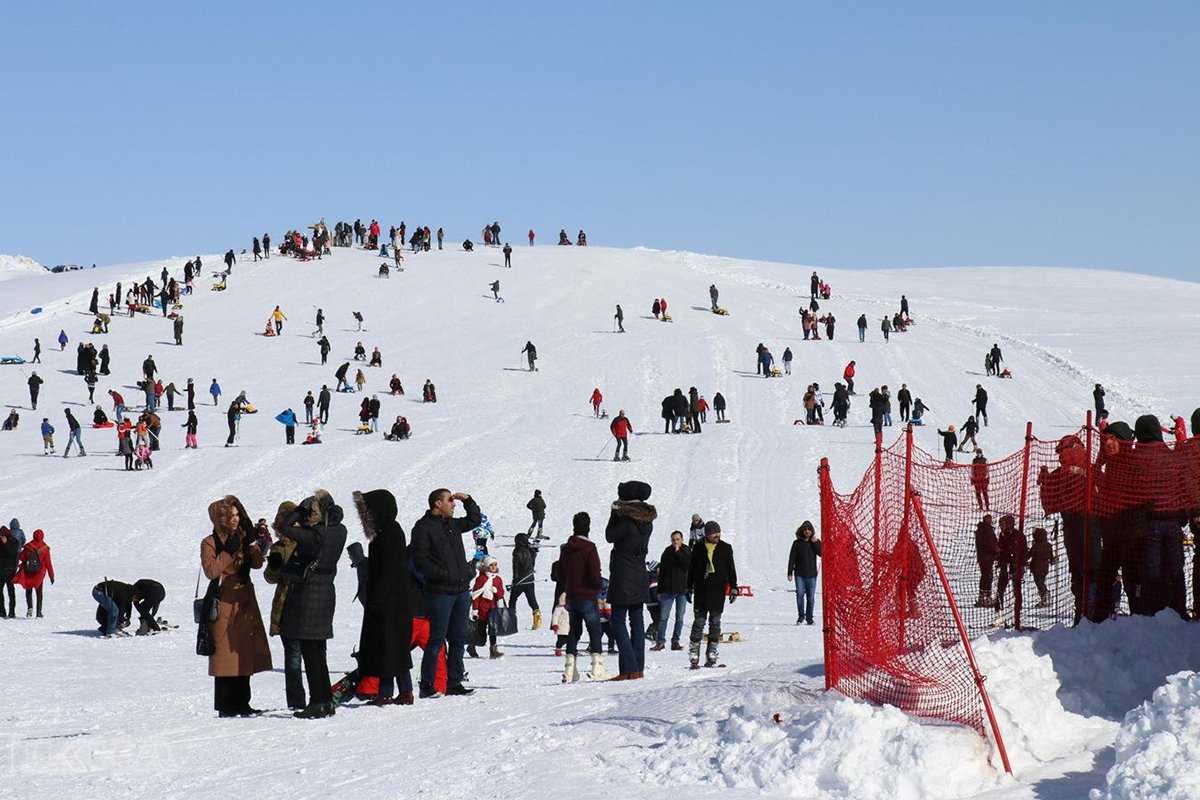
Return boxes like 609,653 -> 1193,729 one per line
0,253 -> 46,281
615,687 -> 1003,799
1091,671 -> 1200,800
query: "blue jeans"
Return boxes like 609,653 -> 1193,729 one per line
92,587 -> 120,635
281,637 -> 306,709
566,599 -> 602,655
858,328 -> 866,342
114,404 -> 125,423
422,591 -> 469,689
65,428 -> 84,455
795,575 -> 817,622
1144,519 -> 1184,614
656,593 -> 687,644
378,671 -> 412,697
610,604 -> 645,675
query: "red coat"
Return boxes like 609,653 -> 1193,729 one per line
698,398 -> 709,412
590,389 -> 603,406
15,529 -> 54,589
843,363 -> 855,380
470,572 -> 505,619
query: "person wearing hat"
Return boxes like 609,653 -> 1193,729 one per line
936,425 -> 957,464
526,489 -> 546,538
560,511 -> 607,682
1132,414 -> 1187,618
687,520 -> 737,668
609,410 -> 633,461
605,481 -> 656,680
1039,433 -> 1101,623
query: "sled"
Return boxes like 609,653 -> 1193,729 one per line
30,307 -> 42,314
0,356 -> 26,365
167,312 -> 180,319
241,405 -> 258,414
92,421 -> 115,428
712,307 -> 729,316
727,585 -> 754,598
769,368 -> 782,377
715,419 -> 732,423
330,668 -> 361,705
263,323 -> 276,337
661,313 -> 673,322
355,425 -> 373,435
338,386 -> 357,394
211,282 -> 226,292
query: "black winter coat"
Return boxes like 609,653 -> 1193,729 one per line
672,391 -> 689,417
713,393 -> 726,411
279,492 -> 348,641
512,534 -> 537,585
788,538 -> 822,579
605,500 -> 657,605
0,535 -> 19,577
355,490 -> 413,677
687,540 -> 737,611
560,535 -> 601,601
657,544 -> 691,594
661,396 -> 674,421
410,496 -> 482,595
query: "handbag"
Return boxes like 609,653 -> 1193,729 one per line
467,617 -> 488,647
196,616 -> 216,656
488,600 -> 519,638
192,567 -> 220,624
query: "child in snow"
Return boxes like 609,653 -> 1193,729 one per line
550,592 -> 570,657
1029,528 -> 1054,608
135,442 -> 153,470
354,369 -> 367,393
469,557 -> 506,659
40,418 -> 55,454
598,578 -> 616,654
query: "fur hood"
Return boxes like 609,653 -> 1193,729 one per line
352,489 -> 396,541
611,499 -> 658,524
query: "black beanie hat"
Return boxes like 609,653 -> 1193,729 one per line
617,480 -> 652,501
572,511 -> 590,536
703,520 -> 721,535
1192,408 -> 1200,438
1134,415 -> 1163,444
1104,421 -> 1135,442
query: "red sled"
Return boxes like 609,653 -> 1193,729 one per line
92,421 -> 115,429
726,584 -> 754,598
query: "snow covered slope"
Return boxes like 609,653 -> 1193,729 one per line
0,243 -> 1196,799
0,254 -> 46,282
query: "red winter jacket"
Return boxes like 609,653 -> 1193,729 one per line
15,529 -> 54,589
590,389 -> 602,406
470,571 -> 505,620
843,363 -> 855,380
610,416 -> 632,438
559,535 -> 602,601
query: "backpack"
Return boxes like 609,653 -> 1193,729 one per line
24,546 -> 41,576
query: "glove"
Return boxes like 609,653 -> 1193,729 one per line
729,588 -> 738,604
685,592 -> 692,604
223,534 -> 240,555
50,577 -> 55,585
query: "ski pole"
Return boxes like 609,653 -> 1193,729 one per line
596,437 -> 613,459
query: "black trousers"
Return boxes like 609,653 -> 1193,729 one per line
213,675 -> 251,713
300,639 -> 332,704
510,582 -> 539,612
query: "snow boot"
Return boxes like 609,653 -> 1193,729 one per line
293,701 -> 336,719
650,642 -> 665,652
671,641 -> 683,651
974,592 -> 992,608
532,609 -> 543,631
562,654 -> 580,683
467,643 -> 479,659
489,644 -> 504,659
589,652 -> 610,680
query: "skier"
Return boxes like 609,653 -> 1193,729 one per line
521,341 -> 538,372
958,415 -> 979,451
314,308 -> 325,337
843,361 -> 856,395
526,490 -> 547,537
510,533 -> 541,629
610,410 -> 633,461
687,521 -> 737,669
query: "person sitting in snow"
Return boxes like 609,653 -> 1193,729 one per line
369,347 -> 382,368
384,416 -> 410,441
354,342 -> 367,361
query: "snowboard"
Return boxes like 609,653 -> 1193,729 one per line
330,669 -> 361,705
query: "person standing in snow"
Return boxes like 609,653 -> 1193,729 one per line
787,521 -> 821,625
989,343 -> 1003,373
509,533 -> 541,630
614,304 -> 624,333
62,409 -> 85,457
318,385 -> 331,424
502,243 -> 512,268
687,520 -> 737,668
843,361 -> 856,395
468,557 -> 506,659
605,480 -> 656,680
182,408 -> 199,448
0,527 -> 19,618
709,284 -> 720,311
210,379 -> 221,406
857,314 -> 868,342
974,384 -> 989,426
490,280 -> 500,301
1093,384 -> 1106,419
272,306 -> 287,335
27,372 -> 43,410
897,384 -> 912,422
521,340 -> 538,371
971,451 -> 990,510
409,488 -> 483,698
560,511 -> 606,683
15,528 -> 54,617
39,417 -> 55,454
782,347 -> 793,375
590,387 -> 603,417
652,530 -> 690,651
958,415 -> 979,452
712,392 -> 727,423
937,425 -> 958,464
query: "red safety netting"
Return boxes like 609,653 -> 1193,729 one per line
821,416 -> 1200,767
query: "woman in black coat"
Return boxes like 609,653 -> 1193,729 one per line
605,480 -> 656,680
712,392 -> 727,422
353,489 -> 414,705
280,489 -> 348,718
660,395 -> 674,433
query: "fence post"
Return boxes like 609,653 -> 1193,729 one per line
871,431 -> 883,648
911,492 -> 1014,776
1083,411 -> 1094,622
897,425 -> 915,648
819,457 -> 837,690
1014,421 -> 1034,630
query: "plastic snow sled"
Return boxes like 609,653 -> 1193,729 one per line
240,405 -> 258,414
211,282 -> 226,292
355,425 -> 373,435
263,323 -> 276,337
0,356 -> 26,365
712,307 -> 729,315
92,421 -> 115,429
30,307 -> 42,315
727,585 -> 754,598
661,313 -> 673,322
769,368 -> 783,377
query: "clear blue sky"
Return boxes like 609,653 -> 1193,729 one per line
2,2 -> 1196,279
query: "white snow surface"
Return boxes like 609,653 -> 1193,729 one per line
0,243 -> 1197,799
1093,670 -> 1200,800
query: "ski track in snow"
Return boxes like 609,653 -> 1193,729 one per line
0,246 -> 1197,799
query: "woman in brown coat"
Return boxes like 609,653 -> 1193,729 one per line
202,495 -> 273,717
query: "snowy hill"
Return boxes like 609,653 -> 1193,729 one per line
0,242 -> 1197,800
0,253 -> 47,281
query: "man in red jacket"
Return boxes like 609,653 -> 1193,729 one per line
843,361 -> 856,395
609,410 -> 633,462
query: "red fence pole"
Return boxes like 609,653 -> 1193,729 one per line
1083,411 -> 1094,621
819,457 -> 837,690
912,492 -> 1014,775
871,431 -> 883,648
1014,421 -> 1034,630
